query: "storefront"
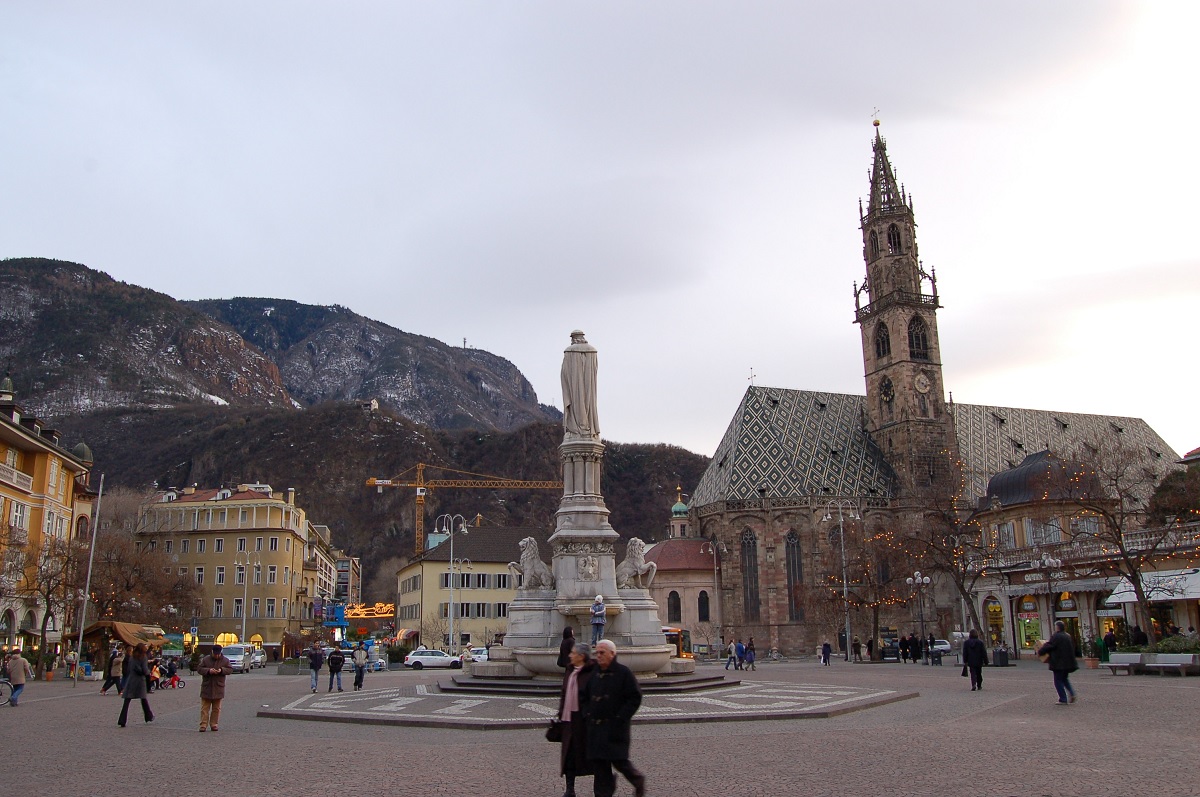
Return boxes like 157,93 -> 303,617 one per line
984,597 -> 1005,647
1105,568 -> 1200,639
1015,596 -> 1042,649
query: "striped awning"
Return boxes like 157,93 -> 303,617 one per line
1106,569 -> 1200,604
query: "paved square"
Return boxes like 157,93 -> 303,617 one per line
7,658 -> 1198,796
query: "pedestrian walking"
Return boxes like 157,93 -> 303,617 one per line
556,642 -> 596,797
821,641 -> 832,666
1037,620 -> 1079,705
744,645 -> 756,671
852,636 -> 862,662
590,595 -> 607,646
961,629 -> 988,691
307,642 -> 325,693
582,640 -> 646,797
735,639 -> 745,670
100,646 -> 123,695
327,646 -> 345,692
117,643 -> 154,727
351,642 -> 369,691
557,626 -> 576,669
197,644 -> 233,732
724,640 -> 738,670
899,635 -> 910,663
5,652 -> 33,707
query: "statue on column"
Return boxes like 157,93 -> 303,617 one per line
561,330 -> 600,439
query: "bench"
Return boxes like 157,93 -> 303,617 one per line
1105,652 -> 1144,675
1141,653 -> 1200,676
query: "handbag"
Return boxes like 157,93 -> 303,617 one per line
961,665 -> 968,677
545,719 -> 564,742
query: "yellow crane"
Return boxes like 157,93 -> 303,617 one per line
367,463 -> 562,552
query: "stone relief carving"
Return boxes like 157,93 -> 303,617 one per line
577,555 -> 598,581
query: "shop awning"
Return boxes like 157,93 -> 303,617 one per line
1105,569 -> 1200,604
75,621 -> 170,647
397,628 -> 418,640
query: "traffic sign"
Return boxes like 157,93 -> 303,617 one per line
189,626 -> 199,635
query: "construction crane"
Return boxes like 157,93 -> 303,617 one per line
367,463 -> 562,552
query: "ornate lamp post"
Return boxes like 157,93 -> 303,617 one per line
907,571 -> 931,664
234,551 -> 260,647
700,540 -> 728,643
435,514 -> 468,655
821,500 -> 859,661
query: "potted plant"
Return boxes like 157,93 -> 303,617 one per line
1081,636 -> 1101,669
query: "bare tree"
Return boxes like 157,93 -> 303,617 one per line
419,613 -> 449,650
22,531 -> 87,676
692,621 -> 719,657
843,518 -> 915,660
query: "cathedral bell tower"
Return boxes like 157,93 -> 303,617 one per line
854,120 -> 954,495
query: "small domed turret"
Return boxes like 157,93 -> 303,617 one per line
72,442 -> 94,465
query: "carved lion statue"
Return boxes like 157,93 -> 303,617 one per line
508,536 -> 555,590
615,537 -> 657,589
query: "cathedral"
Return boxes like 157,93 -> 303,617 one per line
686,122 -> 1179,655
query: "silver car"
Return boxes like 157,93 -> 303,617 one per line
403,649 -> 460,670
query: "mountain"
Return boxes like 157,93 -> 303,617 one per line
187,297 -> 558,432
0,258 -> 558,433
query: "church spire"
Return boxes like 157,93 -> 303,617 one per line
866,119 -> 908,220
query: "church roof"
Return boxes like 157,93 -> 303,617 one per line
690,386 -> 1178,509
643,539 -> 715,571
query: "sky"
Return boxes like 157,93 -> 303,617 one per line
2,2 -> 1196,462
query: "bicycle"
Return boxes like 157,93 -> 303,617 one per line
0,679 -> 12,706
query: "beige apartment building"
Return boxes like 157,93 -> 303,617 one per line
137,484 -> 336,654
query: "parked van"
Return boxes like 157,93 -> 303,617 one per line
223,644 -> 254,673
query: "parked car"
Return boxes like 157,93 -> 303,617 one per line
467,647 -> 488,662
250,648 -> 266,669
223,644 -> 254,673
932,639 -> 953,656
404,649 -> 461,670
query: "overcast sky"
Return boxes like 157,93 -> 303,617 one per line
2,2 -> 1195,464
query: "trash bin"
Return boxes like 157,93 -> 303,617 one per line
82,662 -> 93,677
992,647 -> 1009,667
930,651 -> 942,665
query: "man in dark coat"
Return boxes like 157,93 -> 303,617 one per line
307,642 -> 325,693
1037,620 -> 1079,705
961,629 -> 988,691
582,640 -> 646,797
898,634 -> 910,663
327,647 -> 346,692
198,644 -> 233,732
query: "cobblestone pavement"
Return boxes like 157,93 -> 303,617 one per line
259,677 -> 913,728
6,658 -> 1199,796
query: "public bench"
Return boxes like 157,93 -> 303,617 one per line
1105,652 -> 1144,675
1141,653 -> 1200,676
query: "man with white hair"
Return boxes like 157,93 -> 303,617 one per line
582,639 -> 645,797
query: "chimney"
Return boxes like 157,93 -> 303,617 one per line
287,488 -> 295,506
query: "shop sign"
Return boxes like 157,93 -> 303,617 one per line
1058,599 -> 1076,610
1018,612 -> 1039,619
1021,601 -> 1036,611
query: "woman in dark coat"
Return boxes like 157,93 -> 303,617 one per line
557,626 -> 576,669
961,628 -> 988,691
118,643 -> 154,727
1037,620 -> 1079,704
556,642 -> 595,797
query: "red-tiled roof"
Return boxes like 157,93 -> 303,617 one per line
643,538 -> 715,571
159,488 -> 279,503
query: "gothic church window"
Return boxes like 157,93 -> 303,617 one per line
785,530 -> 804,621
908,316 -> 930,361
667,591 -> 681,623
874,323 -> 891,358
741,528 -> 760,622
869,230 -> 879,258
887,224 -> 902,254
698,590 -> 710,622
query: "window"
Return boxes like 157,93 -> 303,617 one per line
218,509 -> 227,525
495,573 -> 510,590
191,511 -> 199,531
495,603 -> 509,618
869,229 -> 879,258
237,537 -> 246,552
266,598 -> 276,618
254,565 -> 262,585
147,540 -> 156,551
269,536 -> 278,551
874,323 -> 891,359
214,538 -> 224,553
1025,518 -> 1062,547
285,538 -> 291,552
11,502 -> 28,530
282,566 -> 289,584
1071,516 -> 1101,539
267,565 -> 277,584
441,572 -> 452,589
251,598 -> 260,619
49,459 -> 59,488
213,598 -> 223,618
197,539 -> 206,553
908,316 -> 930,361
785,530 -> 805,622
234,598 -> 244,618
281,599 -> 288,618
255,537 -> 263,552
239,508 -> 248,525
995,522 -> 1015,549
474,573 -> 490,589
236,565 -> 246,586
180,538 -> 190,554
164,540 -> 173,554
667,591 -> 681,623
475,602 -> 490,618
698,590 -> 710,622
178,567 -> 188,576
741,529 -> 760,622
887,223 -> 901,254
216,566 -> 226,585
195,567 -> 204,585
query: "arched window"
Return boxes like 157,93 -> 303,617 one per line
874,322 -> 891,359
698,590 -> 710,622
74,515 -> 90,542
908,316 -> 930,361
887,223 -> 902,254
741,528 -> 760,622
869,230 -> 880,258
785,530 -> 804,622
667,591 -> 681,623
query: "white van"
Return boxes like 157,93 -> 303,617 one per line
223,644 -> 253,673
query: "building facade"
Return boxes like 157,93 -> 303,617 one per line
335,554 -> 362,605
0,377 -> 94,658
137,484 -> 336,653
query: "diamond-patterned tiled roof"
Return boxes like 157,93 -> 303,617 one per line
691,387 -> 1180,509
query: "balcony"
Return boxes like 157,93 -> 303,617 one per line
0,462 -> 33,492
854,290 -> 939,322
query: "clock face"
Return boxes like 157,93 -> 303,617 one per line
915,373 -> 931,394
881,377 -> 895,403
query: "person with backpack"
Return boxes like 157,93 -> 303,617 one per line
327,646 -> 346,692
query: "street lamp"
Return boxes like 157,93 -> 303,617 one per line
1038,551 -> 1062,627
436,514 -> 469,655
821,499 -> 859,662
700,540 -> 728,640
906,571 -> 932,664
234,551 -> 260,647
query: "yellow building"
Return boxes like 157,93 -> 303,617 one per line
395,526 -> 548,651
0,376 -> 93,655
137,484 -> 336,655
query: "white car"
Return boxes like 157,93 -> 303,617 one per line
250,648 -> 267,668
403,649 -> 461,670
932,639 -> 953,656
467,647 -> 488,662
